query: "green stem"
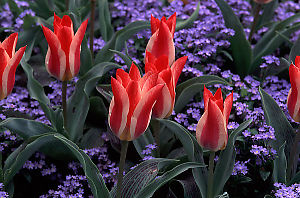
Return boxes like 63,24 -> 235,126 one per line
116,140 -> 129,198
287,127 -> 300,182
248,3 -> 262,43
152,119 -> 160,157
65,0 -> 69,11
90,0 -> 96,58
62,81 -> 68,130
207,151 -> 215,198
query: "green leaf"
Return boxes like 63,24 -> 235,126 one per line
260,169 -> 271,181
254,13 -> 300,58
133,129 -> 156,158
110,158 -> 169,198
273,142 -> 287,183
252,23 -> 300,71
175,75 -> 230,113
213,119 -> 252,197
95,21 -> 150,64
215,0 -> 252,76
256,0 -> 278,29
80,128 -> 104,149
0,118 -> 55,140
259,87 -> 294,152
265,57 -> 290,77
8,0 -> 22,16
80,36 -> 93,76
157,119 -> 207,198
29,0 -> 54,19
98,0 -> 114,41
67,62 -> 120,142
175,2 -> 200,31
288,171 -> 300,186
289,34 -> 300,62
174,177 -> 201,198
135,162 -> 204,198
54,134 -> 111,198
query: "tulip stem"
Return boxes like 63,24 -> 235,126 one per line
207,151 -> 215,198
152,119 -> 160,157
90,0 -> 96,58
62,81 -> 68,131
287,128 -> 300,182
65,0 -> 69,11
248,3 -> 262,43
117,140 -> 129,198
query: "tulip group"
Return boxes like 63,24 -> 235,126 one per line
196,86 -> 233,151
108,63 -> 164,141
145,51 -> 187,118
287,56 -> 300,122
0,33 -> 26,100
41,13 -> 88,81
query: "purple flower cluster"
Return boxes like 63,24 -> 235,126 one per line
0,183 -> 9,198
273,183 -> 300,198
231,160 -> 250,176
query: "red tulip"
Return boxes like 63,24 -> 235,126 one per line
145,51 -> 187,118
0,33 -> 26,100
196,86 -> 233,151
42,13 -> 88,81
146,13 -> 176,66
287,56 -> 300,122
108,63 -> 164,141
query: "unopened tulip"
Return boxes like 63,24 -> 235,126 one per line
0,33 -> 26,100
146,13 -> 176,66
42,13 -> 88,81
287,56 -> 300,122
145,51 -> 187,118
108,63 -> 164,141
196,86 -> 233,151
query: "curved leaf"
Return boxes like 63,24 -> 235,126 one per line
273,142 -> 287,183
135,162 -> 204,198
98,0 -> 114,41
175,2 -> 200,31
215,0 -> 252,76
133,129 -> 156,158
289,34 -> 300,62
213,119 -> 252,196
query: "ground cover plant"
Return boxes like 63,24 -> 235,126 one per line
0,0 -> 299,197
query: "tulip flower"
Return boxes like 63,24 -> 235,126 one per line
146,13 -> 176,66
108,63 -> 164,141
0,33 -> 26,100
287,56 -> 300,122
145,51 -> 187,118
41,13 -> 88,81
196,86 -> 233,151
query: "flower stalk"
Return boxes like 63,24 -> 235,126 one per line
248,3 -> 262,42
207,151 -> 215,198
117,140 -> 129,198
62,81 -> 68,130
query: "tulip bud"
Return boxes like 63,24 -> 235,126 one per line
42,13 -> 88,81
0,33 -> 26,100
145,51 -> 187,118
146,13 -> 176,66
196,86 -> 233,151
108,63 -> 164,141
287,56 -> 300,122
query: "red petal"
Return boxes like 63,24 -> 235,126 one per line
129,62 -> 141,81
68,18 -> 88,80
166,12 -> 176,37
145,62 -> 157,74
130,84 -> 164,140
295,56 -> 300,68
288,63 -> 300,122
203,85 -> 213,111
1,46 -> 26,98
145,50 -> 156,65
2,32 -> 18,58
109,77 -> 129,137
196,99 -> 227,151
0,47 -> 10,99
116,69 -> 130,88
223,92 -> 233,124
154,55 -> 169,72
171,56 -> 187,86
151,15 -> 160,35
126,80 -> 141,128
42,25 -> 66,80
214,88 -> 224,111
141,73 -> 158,95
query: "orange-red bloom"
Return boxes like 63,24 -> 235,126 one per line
42,13 -> 88,81
287,56 -> 300,122
0,33 -> 26,100
108,63 -> 164,141
145,51 -> 187,118
146,13 -> 176,66
196,86 -> 233,151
